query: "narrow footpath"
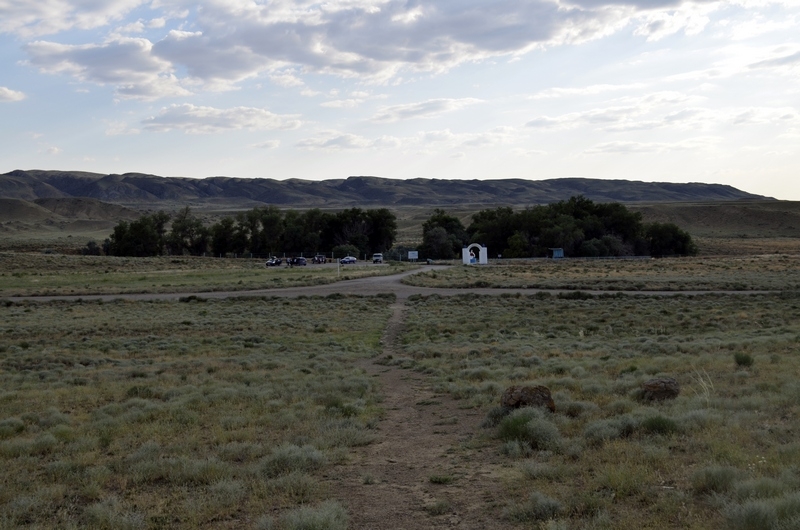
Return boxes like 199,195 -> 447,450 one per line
328,299 -> 509,529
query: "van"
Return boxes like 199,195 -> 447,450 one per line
372,253 -> 383,264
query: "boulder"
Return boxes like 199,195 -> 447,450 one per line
500,385 -> 555,413
641,377 -> 680,401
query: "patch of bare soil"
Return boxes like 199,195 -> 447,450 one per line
329,300 -> 512,529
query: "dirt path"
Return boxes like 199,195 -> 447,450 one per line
329,299 -> 510,529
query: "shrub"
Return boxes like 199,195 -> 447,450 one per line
735,352 -> 754,368
267,472 -> 320,503
260,444 -> 325,478
734,477 -> 789,500
723,499 -> 777,530
640,415 -> 679,436
0,417 -> 25,439
482,406 -> 511,428
583,415 -> 639,446
504,491 -> 563,522
691,465 -> 741,495
498,408 -> 562,451
279,500 -> 348,530
83,498 -> 146,530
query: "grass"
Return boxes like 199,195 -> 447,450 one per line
403,255 -> 800,291
0,294 -> 393,528
0,252 -> 418,297
390,290 -> 800,528
4,251 -> 800,528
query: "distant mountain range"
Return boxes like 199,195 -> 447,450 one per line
0,170 -> 772,207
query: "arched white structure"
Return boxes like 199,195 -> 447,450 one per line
462,243 -> 488,265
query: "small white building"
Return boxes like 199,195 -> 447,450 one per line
462,243 -> 488,265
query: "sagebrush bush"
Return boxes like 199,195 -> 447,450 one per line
260,444 -> 326,478
278,500 -> 348,530
583,415 -> 639,446
734,477 -> 789,500
691,465 -> 741,495
83,497 -> 146,530
504,491 -> 563,522
735,352 -> 755,368
498,408 -> 562,451
640,415 -> 679,435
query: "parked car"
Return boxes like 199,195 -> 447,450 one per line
288,257 -> 307,266
339,256 -> 357,264
265,257 -> 282,267
372,253 -> 383,264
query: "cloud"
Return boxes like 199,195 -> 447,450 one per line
528,83 -> 648,99
8,0 -> 731,96
25,37 -> 191,100
269,71 -> 305,87
252,140 -> 281,149
371,98 -> 482,122
321,99 -> 362,108
296,130 -> 403,150
585,136 -> 720,154
526,91 -> 712,131
749,50 -> 800,69
142,104 -> 302,134
0,86 -> 26,102
0,0 -> 147,38
46,146 -> 62,155
105,121 -> 140,136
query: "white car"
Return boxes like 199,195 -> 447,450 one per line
372,253 -> 383,263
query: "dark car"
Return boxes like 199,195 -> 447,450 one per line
288,257 -> 307,266
265,257 -> 282,267
339,256 -> 357,264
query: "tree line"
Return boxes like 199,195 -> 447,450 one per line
419,196 -> 697,259
95,196 -> 696,260
102,206 -> 397,258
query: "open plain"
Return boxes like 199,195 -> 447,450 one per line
2,250 -> 800,529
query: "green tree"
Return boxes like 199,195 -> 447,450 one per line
420,209 -> 468,259
167,207 -> 209,256
210,216 -> 237,256
645,222 -> 698,257
108,212 -> 170,257
366,208 -> 398,253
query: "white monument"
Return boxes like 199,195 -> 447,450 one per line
462,243 -> 488,265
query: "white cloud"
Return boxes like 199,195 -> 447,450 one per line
371,98 -> 482,122
105,121 -> 140,136
0,86 -> 26,102
749,49 -> 800,70
269,71 -> 305,88
46,146 -> 62,155
9,0 -> 727,96
321,99 -> 362,108
7,0 -> 782,100
252,140 -> 281,149
528,83 -> 648,99
632,4 -> 716,41
115,20 -> 145,34
25,37 -> 191,100
585,136 -> 721,154
296,130 -> 404,150
0,0 -> 147,38
142,104 -> 302,134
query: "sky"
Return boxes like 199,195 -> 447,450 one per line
1,0 -> 799,200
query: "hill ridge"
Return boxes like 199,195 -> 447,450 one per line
0,170 -> 772,207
